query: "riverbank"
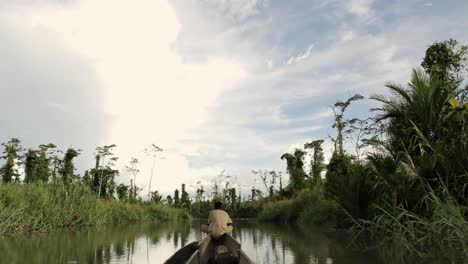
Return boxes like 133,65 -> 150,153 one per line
0,182 -> 189,235
251,40 -> 468,263
255,185 -> 468,263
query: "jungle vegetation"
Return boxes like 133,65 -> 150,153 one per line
1,39 -> 466,263
164,39 -> 468,263
0,142 -> 189,235
256,39 -> 468,262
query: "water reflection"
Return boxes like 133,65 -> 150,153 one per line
233,222 -> 379,264
0,221 -> 381,264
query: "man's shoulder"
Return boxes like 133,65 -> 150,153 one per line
210,209 -> 229,215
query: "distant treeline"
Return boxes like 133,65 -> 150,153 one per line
0,140 -> 162,202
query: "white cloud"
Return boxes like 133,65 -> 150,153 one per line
3,0 -> 465,197
266,59 -> 274,70
2,0 -> 247,194
203,0 -> 269,20
287,44 -> 314,65
346,0 -> 374,17
253,107 -> 332,127
279,125 -> 322,135
341,30 -> 355,42
279,33 -> 414,94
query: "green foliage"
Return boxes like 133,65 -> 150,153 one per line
360,39 -> 468,262
93,145 -> 118,198
89,146 -> 119,198
258,199 -> 293,223
0,138 -> 22,183
150,190 -> 163,204
228,187 -> 237,209
304,139 -> 325,184
149,203 -> 190,222
35,144 -> 56,182
281,149 -> 307,189
361,195 -> 468,262
324,153 -> 374,225
235,201 -> 259,218
173,189 -> 180,207
0,182 -> 116,234
90,166 -> 118,198
331,94 -> 364,155
59,148 -> 80,184
180,184 -> 190,208
0,140 -> 186,237
0,182 -> 187,235
24,149 -> 39,183
421,38 -> 468,84
372,68 -> 468,207
258,187 -> 338,227
261,40 -> 468,263
116,184 -> 129,201
166,195 -> 173,206
35,148 -> 50,182
324,153 -> 353,200
0,38 -> 465,264
20,144 -> 55,184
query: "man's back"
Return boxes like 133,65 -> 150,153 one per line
208,209 -> 232,238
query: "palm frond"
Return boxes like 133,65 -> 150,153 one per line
385,81 -> 412,104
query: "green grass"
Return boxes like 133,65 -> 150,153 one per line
357,193 -> 468,263
259,185 -> 467,263
258,187 -> 338,227
0,182 -> 188,235
149,203 -> 191,222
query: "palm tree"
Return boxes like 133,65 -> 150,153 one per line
371,67 -> 467,205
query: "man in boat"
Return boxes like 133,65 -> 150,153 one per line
201,201 -> 233,239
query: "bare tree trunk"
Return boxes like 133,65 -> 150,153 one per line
98,156 -> 105,198
148,159 -> 156,201
133,173 -> 136,200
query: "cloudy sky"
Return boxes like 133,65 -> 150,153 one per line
1,0 -> 467,196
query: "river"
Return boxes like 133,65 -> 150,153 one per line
0,220 -> 382,264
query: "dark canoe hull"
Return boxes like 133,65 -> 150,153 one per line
164,241 -> 199,264
164,234 -> 254,264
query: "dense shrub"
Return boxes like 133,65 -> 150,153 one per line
149,203 -> 191,222
235,201 -> 261,218
258,187 -> 338,227
363,196 -> 468,262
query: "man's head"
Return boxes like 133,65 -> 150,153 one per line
214,201 -> 223,210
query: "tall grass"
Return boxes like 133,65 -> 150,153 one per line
351,191 -> 468,263
149,203 -> 191,222
0,182 -> 188,235
258,187 -> 338,227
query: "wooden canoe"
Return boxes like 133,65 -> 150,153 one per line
164,234 -> 254,264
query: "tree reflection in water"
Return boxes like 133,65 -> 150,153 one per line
0,221 -> 381,264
